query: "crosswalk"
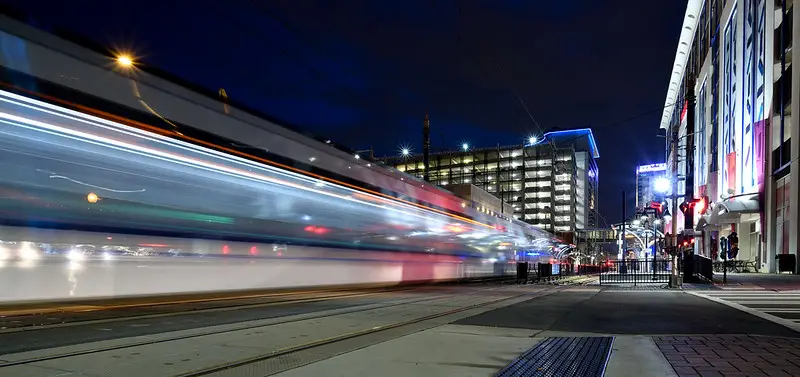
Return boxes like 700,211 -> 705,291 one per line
694,290 -> 800,325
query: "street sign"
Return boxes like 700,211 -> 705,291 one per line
645,208 -> 657,215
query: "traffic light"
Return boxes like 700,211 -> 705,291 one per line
679,201 -> 692,215
650,201 -> 663,216
680,197 -> 709,215
696,196 -> 709,214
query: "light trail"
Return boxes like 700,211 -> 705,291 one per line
0,85 -> 499,230
0,108 -> 481,235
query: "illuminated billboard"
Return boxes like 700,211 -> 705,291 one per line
636,163 -> 667,174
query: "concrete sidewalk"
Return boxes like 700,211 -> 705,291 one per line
271,326 -> 679,377
714,273 -> 800,291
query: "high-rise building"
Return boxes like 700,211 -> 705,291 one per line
636,163 -> 667,210
379,128 -> 600,239
661,0 -> 798,273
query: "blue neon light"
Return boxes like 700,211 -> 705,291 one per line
531,128 -> 600,158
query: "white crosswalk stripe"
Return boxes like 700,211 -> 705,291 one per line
696,291 -> 800,323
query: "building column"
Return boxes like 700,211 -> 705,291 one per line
790,3 -> 800,269
764,169 -> 777,272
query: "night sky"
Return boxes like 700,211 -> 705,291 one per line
9,0 -> 687,224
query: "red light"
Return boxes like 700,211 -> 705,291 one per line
690,238 -> 695,244
249,246 -> 258,255
304,225 -> 329,235
222,245 -> 230,254
697,197 -> 708,214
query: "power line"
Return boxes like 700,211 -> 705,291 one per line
450,2 -> 547,139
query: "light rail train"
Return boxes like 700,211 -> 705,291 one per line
0,14 -> 563,301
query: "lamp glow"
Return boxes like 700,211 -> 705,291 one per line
116,54 -> 134,68
653,177 -> 670,193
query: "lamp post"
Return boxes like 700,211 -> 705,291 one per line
653,219 -> 661,279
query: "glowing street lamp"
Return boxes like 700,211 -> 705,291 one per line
116,54 -> 134,68
462,143 -> 469,151
528,136 -> 538,144
87,192 -> 99,203
654,177 -> 670,193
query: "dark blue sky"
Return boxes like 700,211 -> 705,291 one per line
11,0 -> 686,223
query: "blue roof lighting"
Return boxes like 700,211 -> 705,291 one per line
532,128 -> 600,159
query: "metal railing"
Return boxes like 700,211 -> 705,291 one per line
598,260 -> 672,285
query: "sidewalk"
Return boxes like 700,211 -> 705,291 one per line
714,273 -> 800,291
655,335 -> 800,376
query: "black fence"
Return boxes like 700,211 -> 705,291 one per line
598,260 -> 672,285
515,262 -> 599,283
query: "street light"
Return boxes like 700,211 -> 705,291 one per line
662,208 -> 672,222
401,148 -> 410,157
654,177 -> 670,193
115,54 -> 134,68
462,143 -> 469,151
528,136 -> 538,144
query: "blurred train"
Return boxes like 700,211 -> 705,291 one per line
0,13 -> 564,301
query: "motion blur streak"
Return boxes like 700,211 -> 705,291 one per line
0,86 -> 494,230
0,89 -> 559,302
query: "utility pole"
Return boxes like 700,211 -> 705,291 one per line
669,109 -> 680,288
621,191 -> 627,273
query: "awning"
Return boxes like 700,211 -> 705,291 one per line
707,194 -> 760,226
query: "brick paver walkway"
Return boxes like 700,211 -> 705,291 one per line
654,335 -> 800,376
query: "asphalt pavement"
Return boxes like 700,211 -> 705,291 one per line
455,288 -> 797,337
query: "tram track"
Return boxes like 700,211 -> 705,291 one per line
178,286 -> 561,377
0,285 -> 526,368
0,288 -> 409,334
0,277 -> 514,334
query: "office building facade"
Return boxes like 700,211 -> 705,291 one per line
661,0 -> 797,272
636,163 -> 667,210
380,129 -> 600,238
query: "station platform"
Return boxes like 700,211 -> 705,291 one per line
0,283 -> 797,376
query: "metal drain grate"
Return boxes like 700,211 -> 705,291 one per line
496,336 -> 614,377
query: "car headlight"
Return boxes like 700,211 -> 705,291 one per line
19,242 -> 39,260
67,249 -> 85,261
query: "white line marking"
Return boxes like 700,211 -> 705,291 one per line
687,291 -> 800,333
